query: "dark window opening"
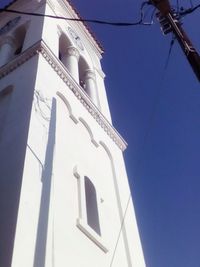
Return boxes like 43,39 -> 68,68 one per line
15,46 -> 22,55
0,85 -> 13,141
84,176 -> 101,235
59,51 -> 62,61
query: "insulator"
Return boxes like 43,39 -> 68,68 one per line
156,12 -> 172,35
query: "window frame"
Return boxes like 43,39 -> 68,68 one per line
73,165 -> 108,253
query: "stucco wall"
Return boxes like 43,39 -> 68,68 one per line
11,54 -> 145,267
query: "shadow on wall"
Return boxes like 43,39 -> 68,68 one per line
34,98 -> 56,267
0,86 -> 35,267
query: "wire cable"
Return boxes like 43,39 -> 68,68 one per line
109,195 -> 131,267
189,0 -> 194,8
0,4 -> 154,27
179,3 -> 200,16
164,34 -> 176,70
0,2 -> 172,266
150,7 -> 157,24
109,53 -> 170,267
108,29 -> 174,263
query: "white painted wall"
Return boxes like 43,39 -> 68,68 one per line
0,0 -> 146,266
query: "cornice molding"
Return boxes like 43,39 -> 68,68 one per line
47,0 -> 103,57
0,40 -> 127,151
0,41 -> 39,78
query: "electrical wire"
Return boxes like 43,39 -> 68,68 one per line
109,56 -> 170,267
109,195 -> 131,267
109,36 -> 172,265
164,34 -> 176,70
150,7 -> 157,24
142,4 -> 157,24
0,3 -> 154,27
189,0 -> 194,8
179,3 -> 200,16
177,0 -> 180,12
0,2 -> 182,266
148,0 -> 200,19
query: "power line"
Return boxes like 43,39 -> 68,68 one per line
109,66 -> 169,267
2,1 -> 196,265
0,3 -> 199,28
109,195 -> 131,267
179,3 -> 200,16
164,34 -> 176,70
0,3 -> 155,27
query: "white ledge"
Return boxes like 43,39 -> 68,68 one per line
76,218 -> 108,253
0,40 -> 127,151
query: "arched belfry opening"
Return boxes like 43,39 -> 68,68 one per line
59,32 -> 72,63
79,55 -> 90,90
58,32 -> 80,83
79,56 -> 99,106
58,33 -> 99,107
13,24 -> 27,55
0,21 -> 27,66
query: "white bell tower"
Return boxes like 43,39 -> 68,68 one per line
0,0 -> 146,266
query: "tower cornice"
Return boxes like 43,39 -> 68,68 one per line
47,0 -> 104,57
0,40 -> 127,151
3,0 -> 103,57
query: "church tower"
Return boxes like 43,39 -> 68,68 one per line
0,0 -> 146,266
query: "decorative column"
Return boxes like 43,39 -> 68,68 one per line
0,36 -> 16,67
62,46 -> 80,83
84,69 -> 99,107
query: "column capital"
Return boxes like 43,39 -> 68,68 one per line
84,69 -> 96,81
0,35 -> 17,49
66,46 -> 80,59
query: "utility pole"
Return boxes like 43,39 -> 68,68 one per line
151,0 -> 200,81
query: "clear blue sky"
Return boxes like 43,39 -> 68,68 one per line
2,0 -> 200,266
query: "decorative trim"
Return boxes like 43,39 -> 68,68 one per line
0,41 -> 40,78
66,46 -> 80,59
79,117 -> 99,147
76,218 -> 108,253
84,69 -> 96,81
0,40 -> 127,151
56,0 -> 103,54
94,67 -> 106,79
56,91 -> 78,124
73,165 -> 108,253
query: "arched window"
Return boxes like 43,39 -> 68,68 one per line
79,56 -> 89,90
57,31 -> 99,107
79,56 -> 99,107
59,33 -> 72,65
74,166 -> 107,251
0,22 -> 27,67
84,176 -> 101,235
